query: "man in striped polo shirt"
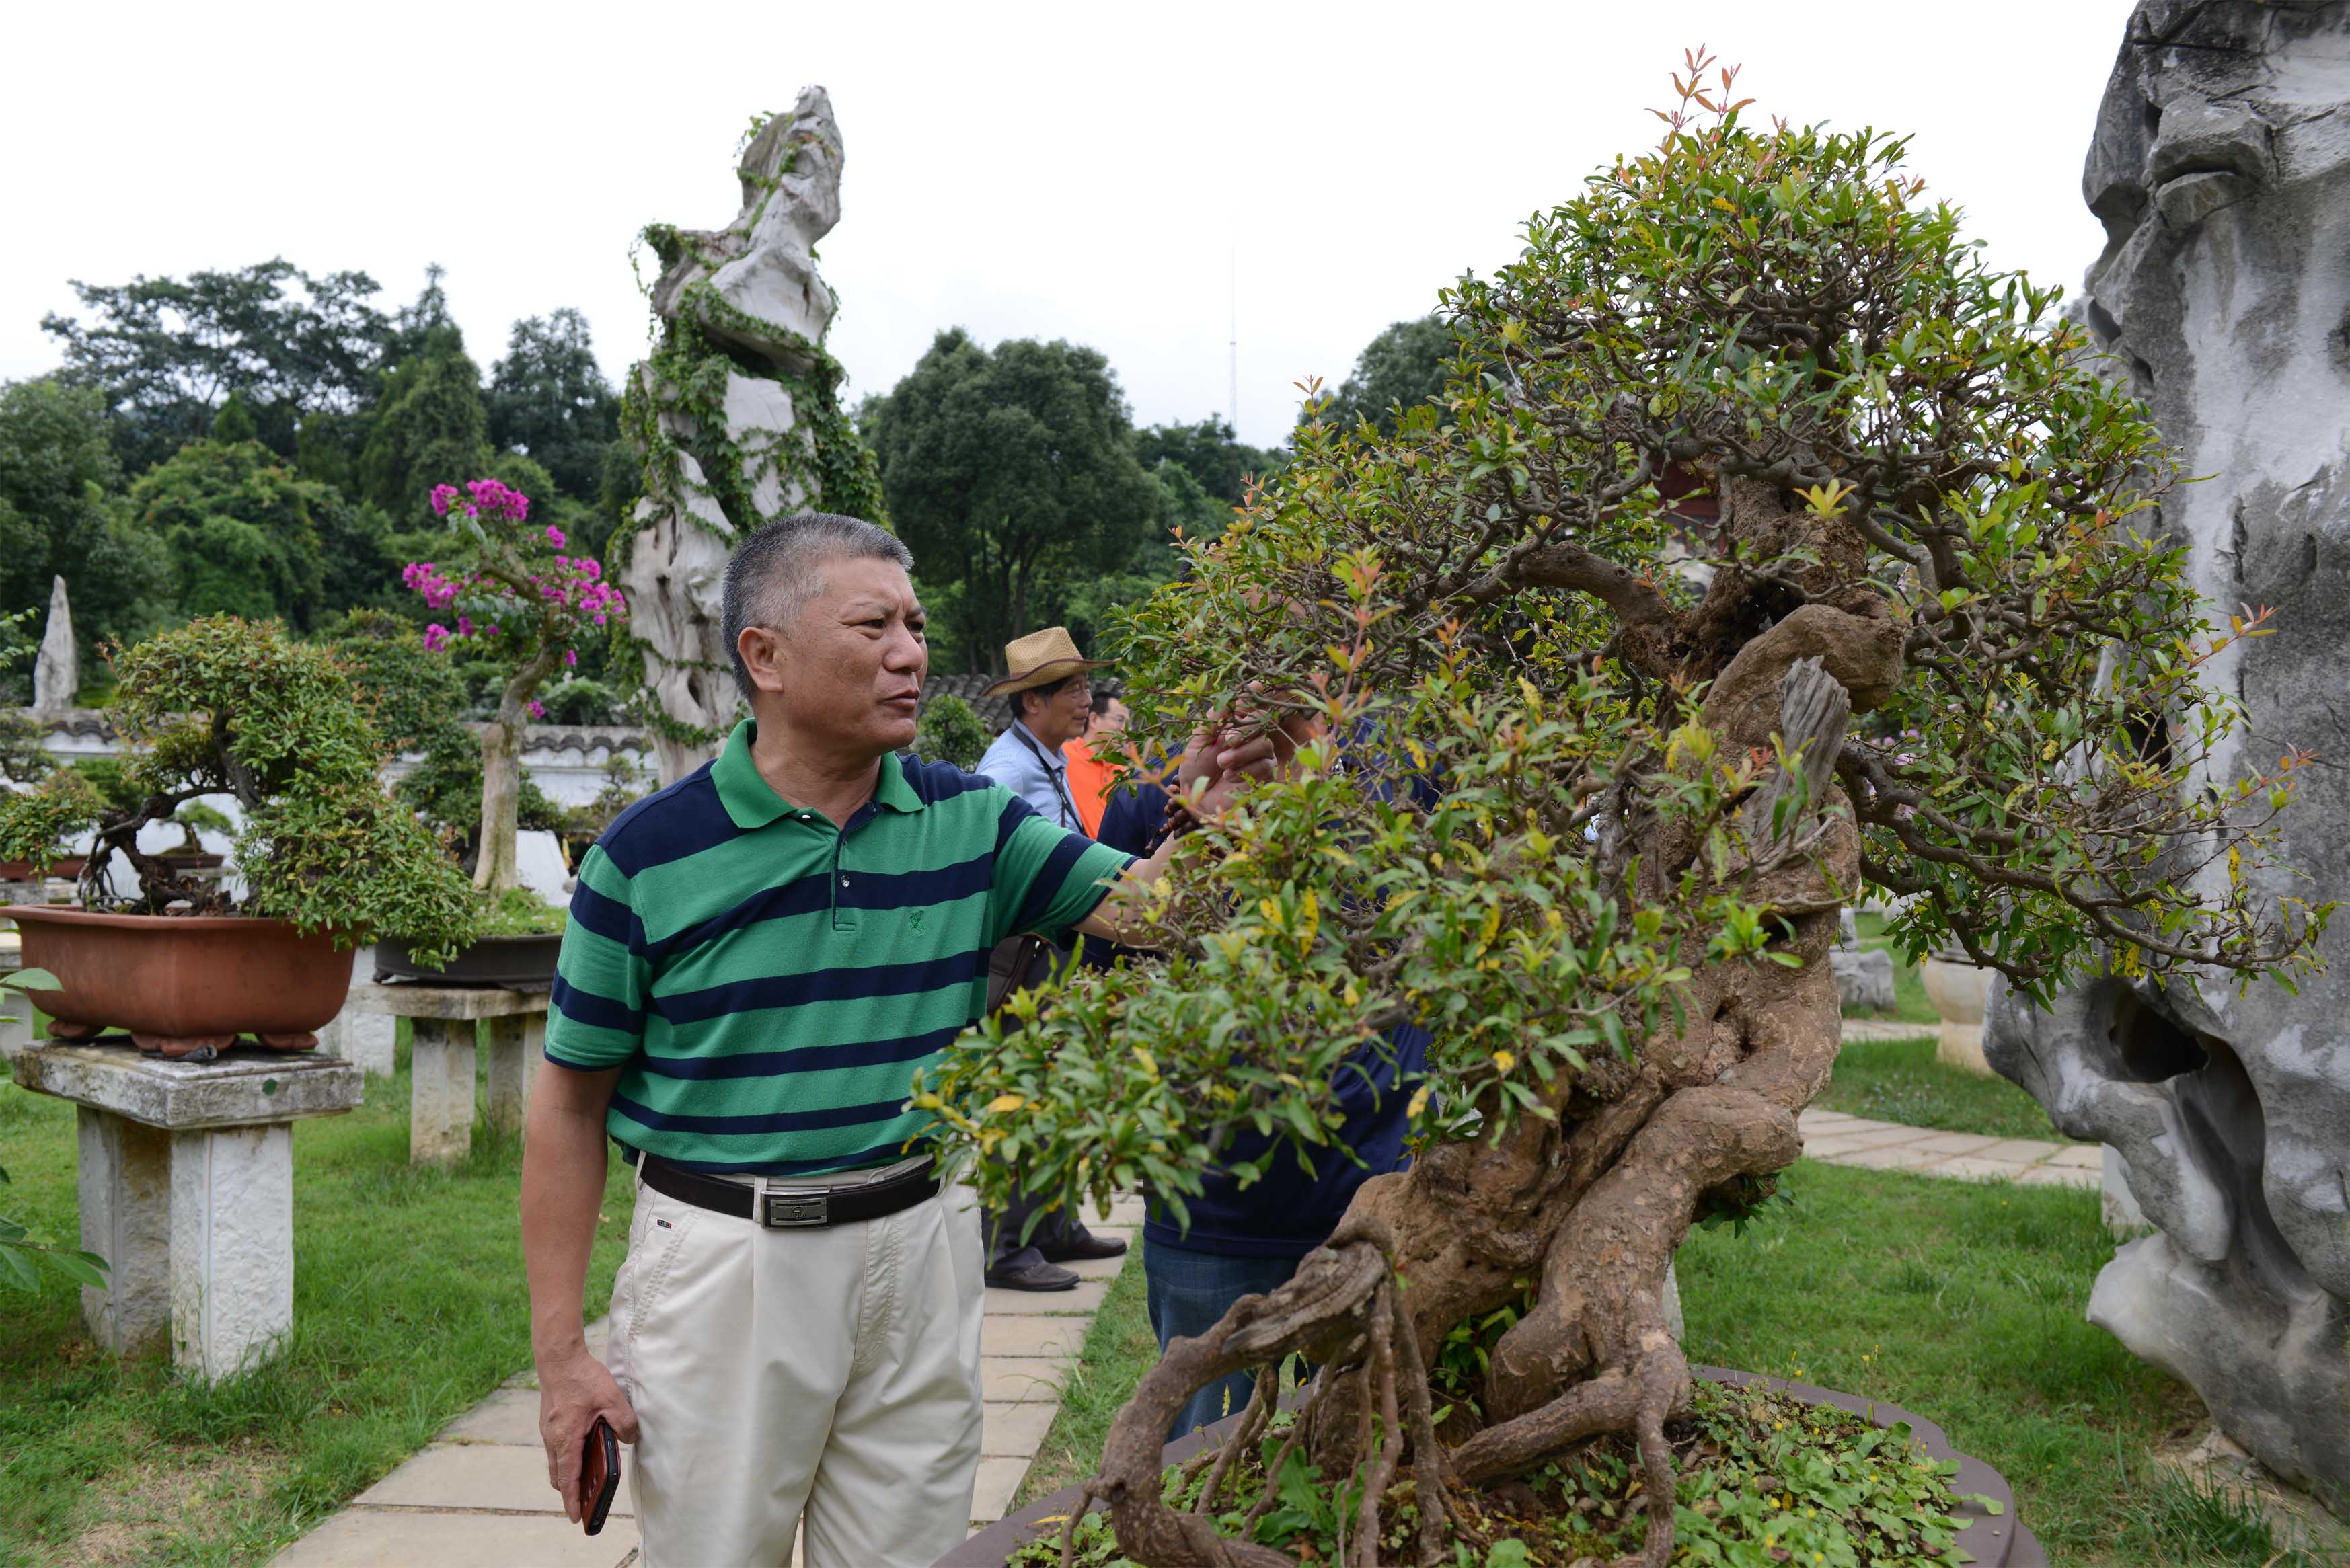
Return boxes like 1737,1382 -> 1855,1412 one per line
519,512 -> 1271,1567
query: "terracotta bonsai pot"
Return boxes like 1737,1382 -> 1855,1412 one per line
8,906 -> 355,1058
938,1365 -> 2046,1568
0,855 -> 85,881
374,933 -> 562,990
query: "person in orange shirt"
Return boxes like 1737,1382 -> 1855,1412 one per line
1059,691 -> 1129,838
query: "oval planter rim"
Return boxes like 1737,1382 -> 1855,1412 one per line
7,905 -> 310,933
936,1364 -> 2045,1568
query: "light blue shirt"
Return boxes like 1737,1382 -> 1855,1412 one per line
975,719 -> 1084,832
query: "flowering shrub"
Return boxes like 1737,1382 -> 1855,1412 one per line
402,478 -> 629,892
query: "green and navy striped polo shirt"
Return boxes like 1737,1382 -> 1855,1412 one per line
545,719 -> 1133,1175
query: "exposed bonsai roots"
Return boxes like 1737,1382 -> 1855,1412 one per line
1085,652 -> 1864,1568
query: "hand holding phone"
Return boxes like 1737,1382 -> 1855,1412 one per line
579,1415 -> 621,1536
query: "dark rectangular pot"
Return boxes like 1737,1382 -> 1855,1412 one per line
374,933 -> 562,990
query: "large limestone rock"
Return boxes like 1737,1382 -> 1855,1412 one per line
32,576 -> 75,713
618,87 -> 883,784
1987,0 -> 2350,1505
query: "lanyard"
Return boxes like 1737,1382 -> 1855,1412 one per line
1012,723 -> 1082,832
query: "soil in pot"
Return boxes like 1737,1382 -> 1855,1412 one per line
9,906 -> 355,1058
374,933 -> 562,990
967,1370 -> 2037,1568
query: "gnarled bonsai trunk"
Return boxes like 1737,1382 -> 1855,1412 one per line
1093,592 -> 1898,1568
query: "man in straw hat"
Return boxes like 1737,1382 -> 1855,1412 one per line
971,627 -> 1130,1290
523,518 -> 1277,1567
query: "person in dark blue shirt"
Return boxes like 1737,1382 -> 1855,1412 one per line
1094,754 -> 1428,1439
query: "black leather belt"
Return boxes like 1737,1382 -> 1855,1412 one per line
629,1150 -> 940,1230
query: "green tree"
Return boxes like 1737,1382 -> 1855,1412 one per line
1314,312 -> 1464,435
130,439 -> 339,627
911,693 -> 989,770
1132,416 -> 1283,506
864,330 -> 1160,672
487,309 -> 620,503
0,378 -> 171,673
918,71 -> 2328,1565
40,259 -> 391,471
358,330 -> 492,520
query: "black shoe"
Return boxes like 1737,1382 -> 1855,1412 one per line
1039,1228 -> 1128,1263
986,1259 -> 1082,1291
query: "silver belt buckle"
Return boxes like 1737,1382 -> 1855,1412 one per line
762,1189 -> 830,1228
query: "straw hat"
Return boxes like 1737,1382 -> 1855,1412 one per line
983,627 -> 1113,698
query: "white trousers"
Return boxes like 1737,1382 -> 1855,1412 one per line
607,1165 -> 985,1567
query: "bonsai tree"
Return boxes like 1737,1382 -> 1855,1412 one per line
0,616 -> 476,962
917,65 -> 2328,1566
914,692 -> 991,770
402,477 -> 627,894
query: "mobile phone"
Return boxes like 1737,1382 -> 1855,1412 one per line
580,1415 -> 620,1536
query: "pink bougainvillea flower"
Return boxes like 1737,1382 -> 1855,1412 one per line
527,700 -> 546,720
423,623 -> 449,651
428,485 -> 460,517
563,648 -> 578,668
545,525 -> 566,547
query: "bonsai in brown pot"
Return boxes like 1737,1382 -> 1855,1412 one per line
0,617 -> 477,1058
913,60 -> 2327,1567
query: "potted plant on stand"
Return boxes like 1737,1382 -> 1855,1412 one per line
372,478 -> 627,986
0,617 -> 477,1058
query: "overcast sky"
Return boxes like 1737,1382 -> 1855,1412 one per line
3,1 -> 2133,450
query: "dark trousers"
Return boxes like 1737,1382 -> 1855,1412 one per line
1143,1234 -> 1303,1440
985,1187 -> 1084,1269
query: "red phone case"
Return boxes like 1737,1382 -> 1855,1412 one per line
580,1416 -> 620,1536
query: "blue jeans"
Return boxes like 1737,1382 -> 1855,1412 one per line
1143,1237 -> 1301,1442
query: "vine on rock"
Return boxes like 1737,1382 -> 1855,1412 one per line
613,89 -> 885,779
918,57 -> 2328,1566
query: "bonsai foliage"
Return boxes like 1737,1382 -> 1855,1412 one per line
402,477 -> 627,893
914,692 -> 991,771
918,61 -> 2326,1567
0,617 -> 476,960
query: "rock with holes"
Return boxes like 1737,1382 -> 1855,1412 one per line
617,88 -> 872,785
1987,0 -> 2350,1505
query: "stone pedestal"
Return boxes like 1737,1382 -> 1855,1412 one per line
344,984 -> 547,1165
12,1040 -> 361,1378
315,951 -> 396,1077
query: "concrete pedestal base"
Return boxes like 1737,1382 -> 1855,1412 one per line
316,949 -> 397,1077
14,1041 -> 360,1379
345,984 -> 547,1165
1922,957 -> 1995,1076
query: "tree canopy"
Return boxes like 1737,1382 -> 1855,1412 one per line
0,377 -> 171,674
487,309 -> 621,504
864,329 -> 1162,672
42,259 -> 392,473
1312,312 -> 1464,436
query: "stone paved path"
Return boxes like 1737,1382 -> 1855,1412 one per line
270,1067 -> 2093,1566
1796,1106 -> 2100,1187
269,1193 -> 1144,1567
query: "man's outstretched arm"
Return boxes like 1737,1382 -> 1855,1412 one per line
521,1063 -> 638,1520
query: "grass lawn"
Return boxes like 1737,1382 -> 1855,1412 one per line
1016,1163 -> 2240,1568
1818,1031 -> 2076,1142
0,1035 -> 634,1567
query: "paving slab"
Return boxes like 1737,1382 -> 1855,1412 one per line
439,1386 -> 541,1445
1832,1122 -> 1934,1148
2014,1163 -> 2100,1189
1975,1138 -> 2065,1166
1934,1156 -> 2026,1183
354,1443 -> 604,1515
1060,1251 -> 1129,1280
982,1356 -> 1071,1402
1909,1132 -> 2006,1157
2047,1144 -> 2103,1169
1825,1144 -> 1948,1172
1801,1134 -> 1893,1159
982,1399 -> 1060,1458
269,1508 -> 638,1567
971,1456 -> 1030,1524
983,1315 -> 1088,1360
985,1278 -> 1110,1317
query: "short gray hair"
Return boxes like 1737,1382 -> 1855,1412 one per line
722,512 -> 915,699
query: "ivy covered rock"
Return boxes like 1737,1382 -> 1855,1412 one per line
615,86 -> 886,783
